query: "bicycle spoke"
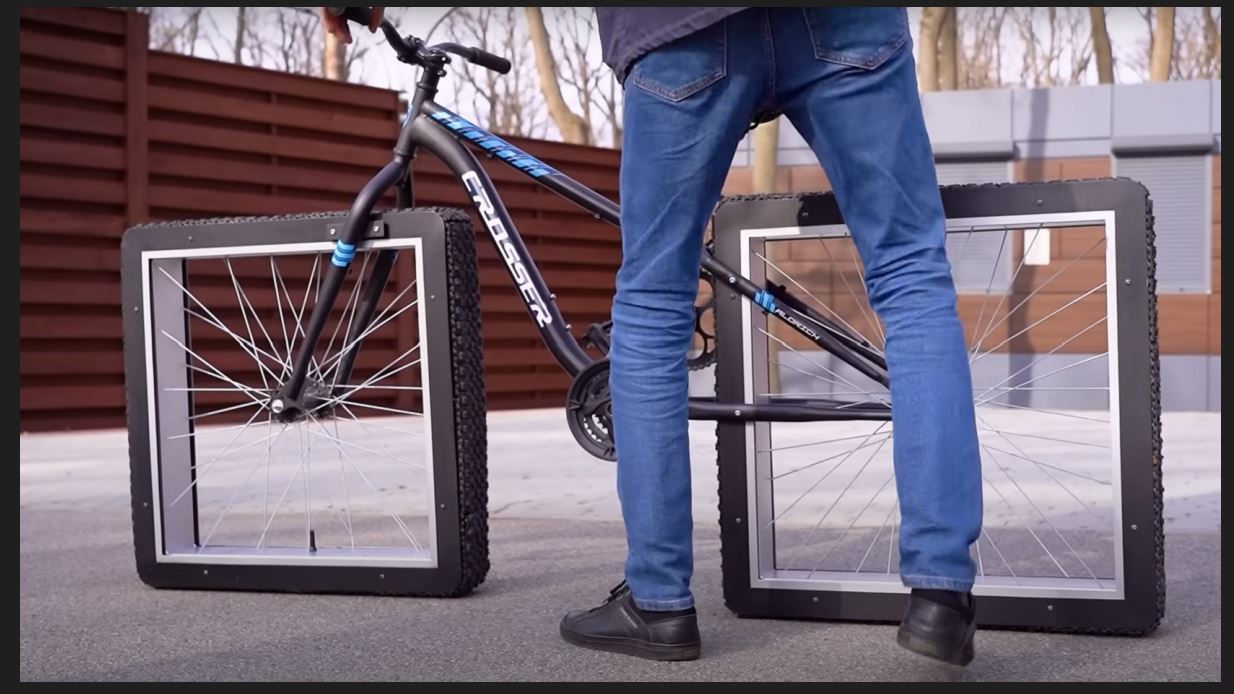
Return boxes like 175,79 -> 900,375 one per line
981,466 -> 1070,578
161,330 -> 266,405
760,430 -> 895,454
759,328 -> 888,406
301,421 -> 313,550
320,294 -> 420,380
979,423 -> 1110,524
168,421 -> 254,441
976,442 -> 1110,486
188,399 -> 262,422
978,523 -> 1021,585
305,414 -> 422,550
755,250 -> 883,355
977,399 -> 1110,424
311,349 -> 423,415
806,469 -> 896,576
972,316 -> 1107,403
332,417 -> 356,550
855,496 -> 899,573
159,267 -> 286,386
766,421 -> 890,528
886,502 -> 898,574
303,416 -> 425,472
812,240 -> 884,351
199,421 -> 290,549
336,402 -> 424,460
228,258 -> 289,382
980,427 -> 1110,450
321,253 -> 371,386
970,232 -> 1104,358
329,400 -> 425,418
971,280 -> 1108,367
226,261 -> 271,392
169,407 -> 268,507
770,432 -> 892,480
782,434 -> 891,569
966,227 -> 1012,357
271,257 -> 294,381
983,443 -> 1105,587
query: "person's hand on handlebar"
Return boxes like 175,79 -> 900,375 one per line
322,6 -> 384,44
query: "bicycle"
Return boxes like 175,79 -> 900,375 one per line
122,8 -> 1163,634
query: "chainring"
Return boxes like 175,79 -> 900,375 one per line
566,359 -> 616,461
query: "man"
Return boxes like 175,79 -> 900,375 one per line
328,7 -> 983,667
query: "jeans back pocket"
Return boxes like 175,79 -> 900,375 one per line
802,7 -> 909,70
630,21 -> 728,103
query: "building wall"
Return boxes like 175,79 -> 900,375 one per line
724,81 -> 1221,411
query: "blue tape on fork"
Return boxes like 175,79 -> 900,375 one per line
332,241 -> 357,268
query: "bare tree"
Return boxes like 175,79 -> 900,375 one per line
917,7 -> 947,91
751,119 -> 780,193
1171,7 -> 1222,79
233,7 -> 247,63
271,7 -> 321,77
1089,7 -> 1115,83
938,8 -> 958,90
323,22 -> 345,80
525,7 -> 591,145
445,7 -> 547,139
144,7 -> 206,55
1011,7 -> 1092,87
1203,7 -> 1221,78
547,8 -> 623,148
957,7 -> 1007,89
1149,6 -> 1175,81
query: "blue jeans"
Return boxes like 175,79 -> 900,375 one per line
610,7 -> 983,611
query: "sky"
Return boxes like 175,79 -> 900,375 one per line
147,7 -> 1217,144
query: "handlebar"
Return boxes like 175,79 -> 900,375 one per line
327,7 -> 511,75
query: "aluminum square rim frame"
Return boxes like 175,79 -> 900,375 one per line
734,211 -> 1122,601
121,211 -> 463,580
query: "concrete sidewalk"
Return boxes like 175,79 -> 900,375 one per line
19,408 -> 1222,681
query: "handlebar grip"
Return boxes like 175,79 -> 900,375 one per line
327,7 -> 374,27
468,47 -> 511,75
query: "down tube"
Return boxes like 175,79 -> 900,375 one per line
407,113 -> 592,377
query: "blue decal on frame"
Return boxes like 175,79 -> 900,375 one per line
430,111 -> 560,178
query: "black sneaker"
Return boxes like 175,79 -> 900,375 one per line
896,589 -> 977,666
560,582 -> 702,661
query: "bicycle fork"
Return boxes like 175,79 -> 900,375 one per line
271,161 -> 408,422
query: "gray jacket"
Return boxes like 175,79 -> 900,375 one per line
596,7 -> 746,83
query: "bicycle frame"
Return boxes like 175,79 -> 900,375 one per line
277,66 -> 890,424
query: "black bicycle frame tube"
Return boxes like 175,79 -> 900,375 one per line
408,105 -> 592,376
281,85 -> 889,422
405,102 -> 890,412
279,160 -> 403,405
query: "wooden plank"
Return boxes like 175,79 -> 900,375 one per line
148,183 -> 350,217
148,51 -> 398,112
20,7 -> 129,35
21,313 -> 123,339
20,102 -> 125,137
21,384 -> 125,412
22,278 -> 120,306
20,209 -> 127,236
125,9 -> 148,224
19,65 -> 125,103
20,138 -> 125,170
22,173 -> 125,205
20,350 -> 123,376
148,151 -> 374,195
19,31 -> 125,69
147,84 -> 397,140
